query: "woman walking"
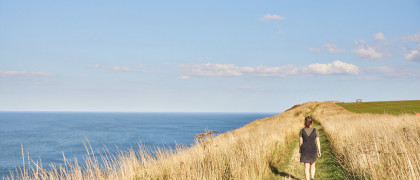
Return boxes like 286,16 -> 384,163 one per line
299,116 -> 321,180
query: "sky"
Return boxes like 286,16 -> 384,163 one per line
1,0 -> 420,112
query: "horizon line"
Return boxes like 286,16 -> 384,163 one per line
0,110 -> 280,114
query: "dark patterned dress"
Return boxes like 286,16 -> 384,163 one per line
300,128 -> 317,163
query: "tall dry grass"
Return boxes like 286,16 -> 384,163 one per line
5,102 -> 319,180
312,101 -> 420,179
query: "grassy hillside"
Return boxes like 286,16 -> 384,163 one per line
336,100 -> 420,115
6,102 -> 320,179
7,101 -> 420,179
313,102 -> 420,179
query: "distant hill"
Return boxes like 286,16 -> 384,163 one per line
337,100 -> 420,115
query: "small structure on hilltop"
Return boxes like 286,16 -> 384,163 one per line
356,99 -> 362,103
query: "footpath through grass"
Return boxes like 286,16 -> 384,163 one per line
311,121 -> 348,179
269,121 -> 348,179
337,100 -> 420,115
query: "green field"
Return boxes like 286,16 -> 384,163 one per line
337,100 -> 420,115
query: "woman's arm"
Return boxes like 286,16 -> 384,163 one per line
316,137 -> 321,157
299,136 -> 303,153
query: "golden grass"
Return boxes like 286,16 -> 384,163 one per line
312,101 -> 420,179
5,102 -> 319,180
9,101 -> 417,179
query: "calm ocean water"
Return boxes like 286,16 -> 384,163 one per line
0,112 -> 275,178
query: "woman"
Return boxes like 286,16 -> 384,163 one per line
299,116 -> 321,180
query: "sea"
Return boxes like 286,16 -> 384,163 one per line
0,112 -> 275,178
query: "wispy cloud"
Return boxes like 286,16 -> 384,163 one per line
308,48 -> 321,53
404,44 -> 420,62
374,32 -> 386,41
301,60 -> 359,75
178,60 -> 359,78
179,75 -> 191,80
90,64 -> 102,69
364,66 -> 420,77
323,44 -> 346,53
309,44 -> 346,53
89,64 -> 150,72
0,70 -> 55,77
259,14 -> 285,22
111,66 -> 134,72
179,63 -> 297,77
353,40 -> 387,60
401,31 -> 420,42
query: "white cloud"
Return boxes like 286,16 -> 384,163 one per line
180,75 -> 191,80
309,44 -> 346,53
90,64 -> 145,72
179,64 -> 246,77
353,46 -> 383,59
353,40 -> 365,45
364,66 -> 420,77
301,60 -> 359,75
364,66 -> 395,75
111,66 -> 133,72
353,40 -> 385,59
179,61 -> 359,77
323,44 -> 346,53
374,32 -> 386,41
242,65 -> 299,77
404,45 -> 420,62
401,31 -> 420,42
90,64 -> 102,69
309,48 -> 321,53
259,14 -> 285,22
0,70 -> 54,77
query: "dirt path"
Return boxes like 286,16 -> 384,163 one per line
270,121 -> 348,180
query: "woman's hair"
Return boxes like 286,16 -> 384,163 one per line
304,116 -> 312,128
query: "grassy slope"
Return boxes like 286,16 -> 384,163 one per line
8,103 -> 322,179
15,100 -> 418,179
269,103 -> 348,179
312,121 -> 348,179
337,100 -> 420,115
269,100 -> 419,179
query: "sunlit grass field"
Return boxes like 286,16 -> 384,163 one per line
314,101 -> 420,179
336,100 -> 420,115
5,102 -> 319,180
5,101 -> 420,179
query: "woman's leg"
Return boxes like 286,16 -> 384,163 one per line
304,163 -> 310,180
310,162 -> 316,179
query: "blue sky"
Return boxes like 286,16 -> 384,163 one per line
1,0 -> 420,112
